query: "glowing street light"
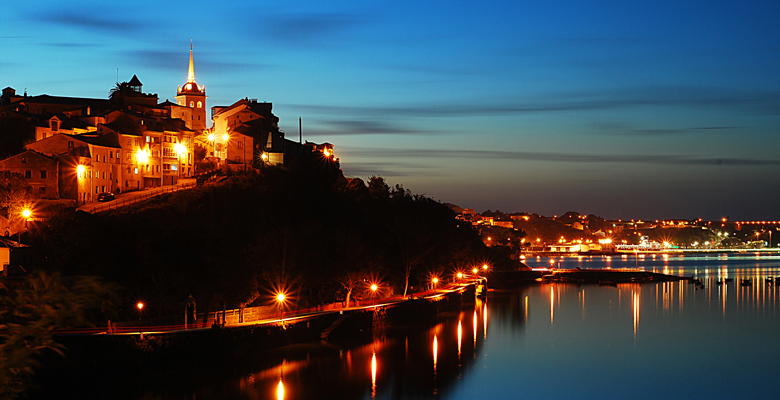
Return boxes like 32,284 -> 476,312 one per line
136,301 -> 145,311
21,208 -> 32,220
222,133 -> 230,142
370,283 -> 379,292
456,272 -> 464,279
261,152 -> 269,163
275,292 -> 287,304
207,133 -> 216,142
174,142 -> 187,157
135,148 -> 150,164
481,264 -> 489,271
472,267 -> 479,274
76,164 -> 86,178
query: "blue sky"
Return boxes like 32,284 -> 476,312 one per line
2,0 -> 779,219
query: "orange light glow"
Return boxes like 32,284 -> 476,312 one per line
482,264 -> 489,271
222,133 -> 230,142
472,267 -> 478,274
370,283 -> 379,292
431,277 -> 439,285
371,352 -> 377,398
136,301 -> 144,311
456,272 -> 464,279
432,334 -> 438,372
276,378 -> 285,400
76,164 -> 86,178
457,319 -> 463,358
207,133 -> 216,142
20,208 -> 32,219
135,148 -> 150,164
174,142 -> 187,157
275,292 -> 287,303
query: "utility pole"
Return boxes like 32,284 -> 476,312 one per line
298,117 -> 302,144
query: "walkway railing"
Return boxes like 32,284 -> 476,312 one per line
77,179 -> 196,214
55,279 -> 482,336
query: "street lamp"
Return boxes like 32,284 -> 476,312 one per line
472,267 -> 479,274
369,283 -> 379,293
456,272 -> 464,279
136,301 -> 145,320
482,264 -> 489,271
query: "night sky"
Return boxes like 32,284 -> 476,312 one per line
2,0 -> 779,219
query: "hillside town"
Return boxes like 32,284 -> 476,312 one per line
0,46 -> 335,238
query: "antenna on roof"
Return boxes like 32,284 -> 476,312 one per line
299,117 -> 302,144
116,68 -> 119,82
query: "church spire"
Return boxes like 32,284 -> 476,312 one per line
187,41 -> 196,83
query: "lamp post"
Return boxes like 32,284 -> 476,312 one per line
275,291 -> 287,318
18,208 -> 32,242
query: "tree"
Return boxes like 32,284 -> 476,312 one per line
339,271 -> 364,308
108,82 -> 135,104
0,272 -> 115,397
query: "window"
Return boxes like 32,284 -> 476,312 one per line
197,101 -> 202,108
24,170 -> 31,178
40,170 -> 47,179
134,167 -> 138,174
146,136 -> 150,143
21,157 -> 26,164
39,186 -> 46,193
189,101 -> 194,107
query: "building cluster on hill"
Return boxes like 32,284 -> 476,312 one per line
0,46 -> 336,207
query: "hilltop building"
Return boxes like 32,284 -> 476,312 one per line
0,44 -> 337,207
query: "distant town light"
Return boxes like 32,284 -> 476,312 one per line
136,301 -> 144,311
431,277 -> 439,285
482,264 -> 489,271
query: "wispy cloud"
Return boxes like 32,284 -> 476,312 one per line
591,122 -> 740,136
255,13 -> 364,45
122,50 -> 270,74
286,86 -> 780,118
344,147 -> 780,166
33,10 -> 150,34
342,161 -> 434,177
304,119 -> 435,136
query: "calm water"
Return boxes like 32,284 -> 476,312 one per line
139,253 -> 780,400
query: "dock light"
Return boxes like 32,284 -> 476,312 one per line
370,283 -> 379,292
222,133 -> 229,142
275,292 -> 287,303
76,164 -> 86,178
21,208 -> 32,220
136,301 -> 144,311
456,272 -> 464,279
207,133 -> 216,142
472,267 -> 479,274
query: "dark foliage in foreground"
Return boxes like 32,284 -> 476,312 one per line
28,153 -> 501,320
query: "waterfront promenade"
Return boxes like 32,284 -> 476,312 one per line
55,277 -> 484,337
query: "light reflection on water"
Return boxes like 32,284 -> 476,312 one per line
139,253 -> 780,400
